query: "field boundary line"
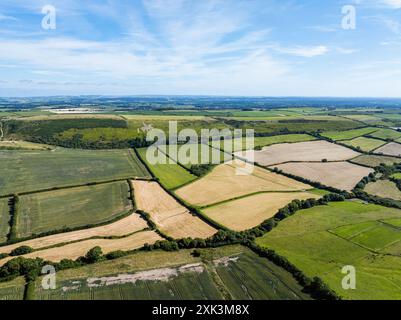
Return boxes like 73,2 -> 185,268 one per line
0,176 -> 152,199
200,190 -> 317,210
134,147 -> 225,231
0,205 -> 137,248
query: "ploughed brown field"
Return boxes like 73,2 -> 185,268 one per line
131,180 -> 217,239
175,160 -> 312,206
236,140 -> 360,166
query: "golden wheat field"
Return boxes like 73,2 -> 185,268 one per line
131,180 -> 216,239
203,191 -> 321,231
175,160 -> 312,206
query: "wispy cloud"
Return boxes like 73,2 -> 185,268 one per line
273,45 -> 329,58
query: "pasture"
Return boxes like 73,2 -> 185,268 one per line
176,160 -> 312,207
132,180 -> 216,239
256,201 -> 401,300
0,148 -> 150,196
342,137 -> 386,152
162,143 -> 231,169
32,245 -> 309,300
0,230 -> 162,265
0,198 -> 10,243
350,154 -> 401,167
137,147 -> 196,190
237,140 -> 360,167
321,127 -> 379,141
0,213 -> 148,255
272,162 -> 373,191
203,191 -> 320,231
214,134 -> 316,152
375,142 -> 401,157
364,180 -> 401,201
370,129 -> 401,141
15,181 -> 133,238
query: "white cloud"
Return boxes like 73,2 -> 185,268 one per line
273,45 -> 328,58
381,0 -> 401,9
0,13 -> 17,21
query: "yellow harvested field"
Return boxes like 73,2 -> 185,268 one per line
131,180 -> 216,239
375,142 -> 401,157
272,162 -> 374,191
0,231 -> 162,266
236,140 -> 360,166
203,191 -> 320,231
175,160 -> 312,206
0,213 -> 148,254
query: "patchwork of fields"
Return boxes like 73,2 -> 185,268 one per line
137,147 -> 196,189
3,107 -> 401,301
176,160 -> 312,207
132,180 -> 216,239
256,201 -> 401,300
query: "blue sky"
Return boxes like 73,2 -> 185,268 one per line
0,0 -> 400,97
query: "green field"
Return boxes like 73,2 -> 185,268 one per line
364,180 -> 401,201
137,147 -> 197,189
15,181 -> 133,238
369,129 -> 401,141
0,148 -> 150,196
391,173 -> 401,179
32,245 -> 309,300
163,144 -> 231,169
0,198 -> 10,243
350,154 -> 401,167
342,137 -> 386,152
0,277 -> 25,300
382,218 -> 401,228
321,127 -> 379,141
256,201 -> 401,300
213,134 -> 316,152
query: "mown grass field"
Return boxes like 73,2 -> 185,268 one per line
16,181 -> 133,238
256,201 -> 401,300
0,140 -> 53,150
33,245 -> 309,300
342,137 -> 386,152
0,148 -> 150,195
0,198 -> 10,243
370,129 -> 401,141
137,147 -> 197,189
350,154 -> 401,167
321,127 -> 379,141
364,180 -> 401,201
